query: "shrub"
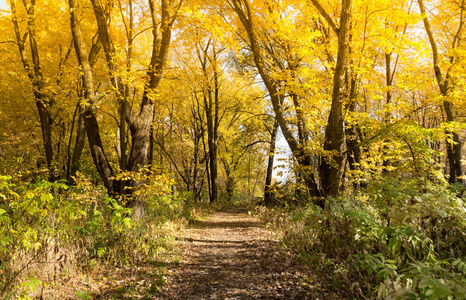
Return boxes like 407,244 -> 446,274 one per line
0,171 -> 192,299
257,179 -> 466,299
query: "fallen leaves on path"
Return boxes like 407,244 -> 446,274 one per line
156,209 -> 332,299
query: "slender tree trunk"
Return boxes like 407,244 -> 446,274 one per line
202,128 -> 211,201
264,119 -> 278,205
205,91 -> 218,203
118,0 -> 133,173
119,99 -> 128,170
10,0 -> 58,181
192,133 -> 199,199
148,119 -> 156,168
35,93 -> 58,181
225,169 -> 234,201
382,53 -> 393,171
345,93 -> 365,189
70,110 -> 86,181
192,107 -> 202,200
195,93 -> 208,201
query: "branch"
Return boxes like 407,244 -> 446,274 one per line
153,139 -> 190,187
0,40 -> 17,45
244,140 -> 269,148
132,26 -> 154,42
309,0 -> 339,35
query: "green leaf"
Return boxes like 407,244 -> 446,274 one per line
97,247 -> 106,258
425,288 -> 434,297
40,192 -> 54,203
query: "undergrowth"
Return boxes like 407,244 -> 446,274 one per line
255,178 -> 466,299
0,173 -> 199,299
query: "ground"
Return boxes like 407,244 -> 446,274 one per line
91,209 -> 334,299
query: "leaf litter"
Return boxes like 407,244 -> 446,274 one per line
156,209 -> 334,299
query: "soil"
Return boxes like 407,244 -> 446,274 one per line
155,209 -> 332,300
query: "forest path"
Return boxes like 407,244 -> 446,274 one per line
156,209 -> 329,299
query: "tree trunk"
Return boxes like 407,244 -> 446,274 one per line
127,108 -> 154,172
69,0 -> 114,192
320,0 -> 352,197
35,93 -> 58,181
10,0 -> 58,181
70,110 -> 86,181
264,119 -> 278,205
68,33 -> 101,184
191,103 -> 203,201
202,128 -> 212,201
205,91 -> 218,203
443,102 -> 465,185
225,173 -> 235,201
345,96 -> 365,189
125,0 -> 177,214
382,53 -> 394,171
197,41 -> 221,203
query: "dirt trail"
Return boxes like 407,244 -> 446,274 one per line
156,209 -> 328,299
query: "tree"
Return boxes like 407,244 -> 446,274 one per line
9,0 -> 62,181
69,0 -> 115,191
418,0 -> 465,186
313,0 -> 353,197
196,39 -> 222,202
67,0 -> 182,198
229,0 -> 322,203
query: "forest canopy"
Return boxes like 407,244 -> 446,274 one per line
0,0 -> 464,198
